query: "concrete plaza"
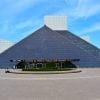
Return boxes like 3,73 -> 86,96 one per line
0,68 -> 100,100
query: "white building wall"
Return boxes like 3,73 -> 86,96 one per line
44,16 -> 67,30
0,39 -> 15,53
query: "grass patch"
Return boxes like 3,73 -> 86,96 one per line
21,62 -> 77,71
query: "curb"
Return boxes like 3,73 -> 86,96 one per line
7,70 -> 82,74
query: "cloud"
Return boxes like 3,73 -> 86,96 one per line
0,21 -> 12,35
0,17 -> 44,42
15,20 -> 34,30
1,0 -> 100,21
0,0 -> 40,19
0,0 -> 100,44
82,23 -> 100,33
72,0 -> 100,19
53,0 -> 100,20
10,0 -> 39,14
80,35 -> 91,42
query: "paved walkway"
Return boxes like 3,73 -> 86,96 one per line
0,68 -> 100,100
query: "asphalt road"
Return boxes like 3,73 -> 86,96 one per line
0,68 -> 100,100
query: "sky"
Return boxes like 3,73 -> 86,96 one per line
0,0 -> 100,48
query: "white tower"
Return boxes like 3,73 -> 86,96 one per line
44,16 -> 67,30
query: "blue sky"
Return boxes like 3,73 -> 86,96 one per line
0,0 -> 100,48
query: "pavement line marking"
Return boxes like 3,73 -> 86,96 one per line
1,75 -> 100,80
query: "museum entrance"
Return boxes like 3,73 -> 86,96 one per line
14,59 -> 79,71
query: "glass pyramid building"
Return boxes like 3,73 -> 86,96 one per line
0,16 -> 100,68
